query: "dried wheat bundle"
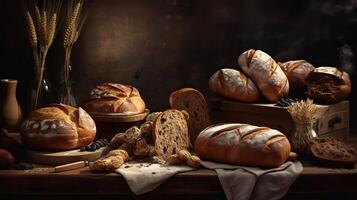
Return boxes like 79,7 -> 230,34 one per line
287,99 -> 319,155
287,99 -> 319,122
61,0 -> 87,105
23,0 -> 62,109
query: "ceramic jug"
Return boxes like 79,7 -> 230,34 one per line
0,79 -> 23,132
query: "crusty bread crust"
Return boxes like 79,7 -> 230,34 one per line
208,68 -> 260,102
20,104 -> 96,150
278,60 -> 315,92
83,83 -> 145,114
169,88 -> 211,145
238,49 -> 289,102
194,123 -> 291,168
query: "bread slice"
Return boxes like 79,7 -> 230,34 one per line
169,88 -> 211,145
152,109 -> 189,160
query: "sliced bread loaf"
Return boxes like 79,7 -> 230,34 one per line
169,88 -> 211,145
152,109 -> 189,161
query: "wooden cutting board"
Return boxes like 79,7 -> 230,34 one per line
26,148 -> 106,166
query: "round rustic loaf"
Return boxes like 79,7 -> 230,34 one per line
83,83 -> 146,114
20,104 -> 96,150
305,67 -> 351,104
208,68 -> 260,102
238,49 -> 289,102
278,60 -> 315,92
195,123 -> 291,168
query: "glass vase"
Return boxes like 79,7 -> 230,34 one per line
58,64 -> 77,107
29,70 -> 55,111
290,120 -> 317,156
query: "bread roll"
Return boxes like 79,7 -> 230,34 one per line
305,66 -> 351,104
195,123 -> 291,168
278,60 -> 315,92
83,83 -> 145,114
169,88 -> 211,145
20,104 -> 96,150
152,109 -> 189,161
238,49 -> 289,102
208,68 -> 260,102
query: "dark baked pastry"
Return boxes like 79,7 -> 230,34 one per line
309,137 -> 356,168
83,83 -> 146,114
305,67 -> 351,104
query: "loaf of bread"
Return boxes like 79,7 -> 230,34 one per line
169,88 -> 211,145
152,109 -> 189,161
208,68 -> 260,102
278,60 -> 315,92
238,49 -> 289,102
309,137 -> 356,168
83,83 -> 146,114
305,67 -> 351,104
194,123 -> 291,168
20,104 -> 96,150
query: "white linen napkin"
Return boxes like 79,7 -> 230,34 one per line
115,161 -> 194,195
201,161 -> 303,200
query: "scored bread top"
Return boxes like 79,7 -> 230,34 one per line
28,104 -> 75,126
84,83 -> 146,114
238,49 -> 289,102
195,123 -> 291,167
199,123 -> 285,149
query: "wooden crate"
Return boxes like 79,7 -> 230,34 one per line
209,99 -> 350,140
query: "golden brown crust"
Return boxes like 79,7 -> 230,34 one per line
194,123 -> 291,168
238,49 -> 289,102
20,104 -> 96,150
83,83 -> 146,114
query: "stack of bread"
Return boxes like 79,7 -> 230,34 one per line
209,49 -> 351,104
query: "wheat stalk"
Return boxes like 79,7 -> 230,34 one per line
46,13 -> 57,48
23,0 -> 62,110
34,6 -> 41,35
40,10 -> 47,52
25,11 -> 37,47
64,1 -> 81,47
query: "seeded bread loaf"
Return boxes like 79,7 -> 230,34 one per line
83,83 -> 146,114
278,60 -> 315,92
238,49 -> 289,102
305,67 -> 351,104
195,123 -> 291,168
208,68 -> 260,102
20,104 -> 96,150
152,109 -> 189,161
169,88 -> 211,145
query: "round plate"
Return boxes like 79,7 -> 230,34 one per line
88,109 -> 150,123
26,148 -> 105,166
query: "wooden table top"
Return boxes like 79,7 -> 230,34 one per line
0,164 -> 357,200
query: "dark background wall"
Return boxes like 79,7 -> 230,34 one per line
1,0 -> 356,130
